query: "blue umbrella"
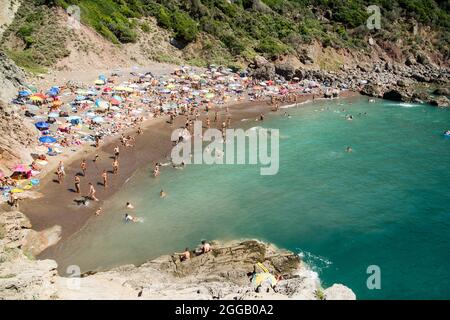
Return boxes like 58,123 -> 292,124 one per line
39,136 -> 57,144
47,88 -> 59,97
35,121 -> 50,130
19,91 -> 31,97
76,95 -> 86,101
99,75 -> 107,81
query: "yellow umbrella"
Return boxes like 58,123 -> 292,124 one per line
11,188 -> 24,193
95,79 -> 105,85
30,96 -> 43,101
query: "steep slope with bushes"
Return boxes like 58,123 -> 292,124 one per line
1,0 -> 449,72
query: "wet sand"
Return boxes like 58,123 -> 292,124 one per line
20,91 -> 359,260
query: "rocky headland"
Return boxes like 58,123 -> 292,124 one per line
0,210 -> 355,300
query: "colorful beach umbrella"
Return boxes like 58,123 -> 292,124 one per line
12,164 -> 28,173
19,90 -> 31,97
110,98 -> 121,106
30,96 -> 43,102
35,121 -> 50,130
39,136 -> 57,144
94,79 -> 105,85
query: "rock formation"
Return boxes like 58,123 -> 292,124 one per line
0,52 -> 27,103
0,211 -> 356,300
0,101 -> 38,175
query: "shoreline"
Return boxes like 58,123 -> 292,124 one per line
20,90 -> 360,263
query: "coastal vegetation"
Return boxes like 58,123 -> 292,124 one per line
1,0 -> 449,70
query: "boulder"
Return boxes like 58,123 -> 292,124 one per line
299,49 -> 314,64
383,89 -> 409,102
360,84 -> 383,97
253,55 -> 268,68
429,96 -> 450,107
324,284 -> 357,300
22,225 -> 62,256
433,88 -> 450,96
405,56 -> 417,66
251,63 -> 276,80
397,79 -> 407,87
275,63 -> 295,80
416,52 -> 431,66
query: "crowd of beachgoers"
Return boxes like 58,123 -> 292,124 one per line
2,65 -> 333,209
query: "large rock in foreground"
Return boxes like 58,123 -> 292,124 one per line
1,211 -> 355,300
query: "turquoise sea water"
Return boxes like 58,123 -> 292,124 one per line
55,97 -> 450,299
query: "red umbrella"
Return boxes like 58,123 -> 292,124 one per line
103,87 -> 113,92
34,92 -> 48,99
110,98 -> 120,106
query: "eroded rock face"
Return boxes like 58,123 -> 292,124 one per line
0,101 -> 38,174
0,211 -> 59,300
0,52 -> 27,103
22,225 -> 62,257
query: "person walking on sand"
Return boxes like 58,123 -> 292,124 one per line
74,175 -> 81,193
81,159 -> 87,177
95,207 -> 102,216
112,159 -> 119,174
58,161 -> 66,177
114,145 -> 120,160
57,167 -> 63,184
102,170 -> 108,188
88,182 -> 98,201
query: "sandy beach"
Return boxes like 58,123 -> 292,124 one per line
19,87 -> 358,261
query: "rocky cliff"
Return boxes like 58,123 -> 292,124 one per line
0,210 -> 355,300
0,101 -> 39,175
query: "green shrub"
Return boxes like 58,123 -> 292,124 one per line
172,10 -> 198,42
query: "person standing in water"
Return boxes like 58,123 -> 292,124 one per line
160,189 -> 167,198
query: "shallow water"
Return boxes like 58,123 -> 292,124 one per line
54,97 -> 450,299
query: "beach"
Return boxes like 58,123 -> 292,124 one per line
23,93 -> 358,260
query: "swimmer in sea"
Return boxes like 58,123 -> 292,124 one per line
160,189 -> 167,198
126,202 -> 134,209
346,146 -> 353,153
124,213 -> 136,223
